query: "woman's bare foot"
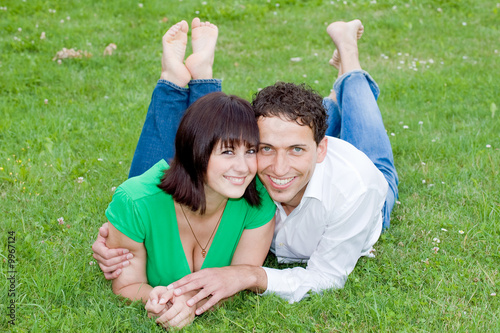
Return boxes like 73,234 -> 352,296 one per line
185,17 -> 218,80
160,20 -> 191,87
326,19 -> 364,73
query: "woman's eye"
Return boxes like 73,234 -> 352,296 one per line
222,150 -> 234,155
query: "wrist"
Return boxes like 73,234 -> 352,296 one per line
244,266 -> 267,293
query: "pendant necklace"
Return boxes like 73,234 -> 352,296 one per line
180,201 -> 226,258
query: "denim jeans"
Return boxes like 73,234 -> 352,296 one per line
323,70 -> 399,229
129,72 -> 398,229
128,79 -> 222,178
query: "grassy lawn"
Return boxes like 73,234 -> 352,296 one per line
1,0 -> 498,331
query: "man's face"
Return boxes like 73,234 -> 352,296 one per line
257,116 -> 327,213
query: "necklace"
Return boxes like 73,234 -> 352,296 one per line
180,201 -> 226,258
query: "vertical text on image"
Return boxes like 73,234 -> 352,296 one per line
7,231 -> 16,325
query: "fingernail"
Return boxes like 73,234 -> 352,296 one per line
152,299 -> 158,306
166,284 -> 173,290
187,300 -> 193,306
174,288 -> 181,295
123,261 -> 130,267
126,253 -> 133,260
115,268 -> 122,275
159,298 -> 166,305
123,249 -> 129,254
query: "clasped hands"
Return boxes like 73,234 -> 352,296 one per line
145,287 -> 198,329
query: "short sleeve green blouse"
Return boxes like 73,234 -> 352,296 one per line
105,160 -> 276,287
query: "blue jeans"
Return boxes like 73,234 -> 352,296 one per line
128,79 -> 222,178
323,70 -> 399,229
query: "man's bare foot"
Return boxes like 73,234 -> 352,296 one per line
328,23 -> 363,70
185,17 -> 218,80
160,20 -> 191,87
326,19 -> 364,73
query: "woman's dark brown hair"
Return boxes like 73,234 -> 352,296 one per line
158,92 -> 261,214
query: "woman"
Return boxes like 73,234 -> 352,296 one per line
105,19 -> 275,329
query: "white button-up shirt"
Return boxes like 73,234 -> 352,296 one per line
262,136 -> 388,302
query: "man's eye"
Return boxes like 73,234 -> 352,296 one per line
293,147 -> 303,153
261,147 -> 271,152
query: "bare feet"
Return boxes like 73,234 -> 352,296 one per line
326,20 -> 364,74
185,17 -> 219,80
160,20 -> 191,87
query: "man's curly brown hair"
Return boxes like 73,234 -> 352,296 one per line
251,82 -> 328,144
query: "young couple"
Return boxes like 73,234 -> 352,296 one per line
92,17 -> 398,329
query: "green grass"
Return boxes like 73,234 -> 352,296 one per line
1,0 -> 499,331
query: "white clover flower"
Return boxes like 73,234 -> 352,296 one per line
459,230 -> 465,234
58,217 -> 65,224
432,247 -> 439,253
486,144 -> 491,148
441,228 -> 448,232
403,125 -> 409,129
77,177 -> 84,183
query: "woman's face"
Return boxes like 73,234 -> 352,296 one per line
205,142 -> 258,200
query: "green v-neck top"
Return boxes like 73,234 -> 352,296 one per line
105,160 -> 276,287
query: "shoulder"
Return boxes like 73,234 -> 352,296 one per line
117,160 -> 169,201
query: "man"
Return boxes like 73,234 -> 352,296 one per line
92,19 -> 398,314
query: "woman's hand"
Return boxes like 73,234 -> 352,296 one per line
154,291 -> 199,329
145,287 -> 175,320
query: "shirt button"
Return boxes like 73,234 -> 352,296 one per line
279,242 -> 284,247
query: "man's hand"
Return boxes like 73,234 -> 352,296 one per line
155,291 -> 198,329
166,265 -> 266,315
91,222 -> 133,279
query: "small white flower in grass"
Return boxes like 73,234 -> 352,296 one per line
111,186 -> 117,192
459,230 -> 464,234
421,162 -> 426,165
98,158 -> 103,162
18,27 -> 22,32
302,74 -> 307,78
491,293 -> 497,296
433,237 -> 440,243
314,53 -> 318,56
60,19 -> 64,24
89,261 -> 95,266
463,56 -> 468,60
428,59 -> 434,64
437,8 -> 442,12
396,200 -> 401,205
403,125 -> 409,129
58,217 -> 65,225
290,57 -> 302,62
314,80 -> 319,84
441,181 -> 445,184
104,96 -> 109,99
57,59 -> 62,65
195,10 -> 200,14
77,177 -> 84,183
275,3 -> 280,7
40,32 -> 46,39
418,121 -> 423,125
432,247 -> 439,254
441,228 -> 448,232
202,1 -> 207,4
392,6 -> 397,10
399,121 -> 404,125
391,133 -> 395,136
138,3 -> 143,8
422,179 -> 426,184
486,144 -> 491,148
67,16 -> 71,20
44,99 -> 48,104
119,161 -> 123,165
462,22 -> 467,26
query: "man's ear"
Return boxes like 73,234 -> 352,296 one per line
316,137 -> 328,163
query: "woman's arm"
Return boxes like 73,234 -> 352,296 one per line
106,222 -> 152,303
231,217 -> 275,266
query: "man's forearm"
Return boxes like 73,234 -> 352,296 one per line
239,265 -> 268,293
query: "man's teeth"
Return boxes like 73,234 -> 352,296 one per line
270,176 -> 294,185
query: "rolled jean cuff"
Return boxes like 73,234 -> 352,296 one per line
333,70 -> 380,100
188,78 -> 222,86
157,79 -> 190,91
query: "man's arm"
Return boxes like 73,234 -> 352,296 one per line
167,217 -> 275,315
263,189 -> 385,303
92,222 -> 133,279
